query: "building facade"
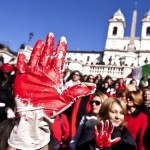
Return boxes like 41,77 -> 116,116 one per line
103,9 -> 150,67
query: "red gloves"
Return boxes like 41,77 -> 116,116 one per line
14,33 -> 96,118
94,120 -> 121,149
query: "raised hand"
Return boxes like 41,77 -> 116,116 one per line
94,120 -> 121,149
14,33 -> 96,118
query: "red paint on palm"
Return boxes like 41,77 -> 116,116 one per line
94,120 -> 121,149
14,33 -> 96,118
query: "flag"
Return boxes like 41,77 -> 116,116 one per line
132,64 -> 150,80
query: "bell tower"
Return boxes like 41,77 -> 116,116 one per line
105,9 -> 126,50
141,10 -> 150,50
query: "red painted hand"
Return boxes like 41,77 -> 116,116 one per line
14,33 -> 96,118
94,120 -> 121,149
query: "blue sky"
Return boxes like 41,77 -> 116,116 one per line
0,0 -> 150,52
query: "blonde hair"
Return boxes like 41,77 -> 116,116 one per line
92,91 -> 108,103
127,91 -> 143,106
98,97 -> 127,129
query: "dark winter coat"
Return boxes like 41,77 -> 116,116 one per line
77,118 -> 136,150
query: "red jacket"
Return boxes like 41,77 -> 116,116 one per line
118,84 -> 125,90
51,114 -> 70,146
125,109 -> 148,150
70,95 -> 93,138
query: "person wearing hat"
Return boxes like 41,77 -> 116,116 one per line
0,64 -> 16,122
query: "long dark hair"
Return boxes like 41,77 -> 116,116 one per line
66,70 -> 82,82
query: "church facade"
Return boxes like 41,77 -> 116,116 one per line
103,9 -> 150,67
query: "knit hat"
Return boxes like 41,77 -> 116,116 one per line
1,64 -> 14,73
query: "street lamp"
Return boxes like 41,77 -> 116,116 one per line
28,32 -> 34,43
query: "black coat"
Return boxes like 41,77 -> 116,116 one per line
141,103 -> 150,150
0,75 -> 16,122
77,118 -> 136,150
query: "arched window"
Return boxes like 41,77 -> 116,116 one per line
112,27 -> 118,35
146,27 -> 150,36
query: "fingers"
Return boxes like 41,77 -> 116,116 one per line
104,120 -> 114,137
104,120 -> 109,132
17,53 -> 27,73
62,83 -> 96,103
100,120 -> 104,134
94,126 -> 99,137
28,33 -> 66,73
28,40 -> 44,69
39,32 -> 54,66
52,36 -> 67,71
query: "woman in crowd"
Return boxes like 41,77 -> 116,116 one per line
74,97 -> 136,150
63,68 -> 71,84
139,75 -> 150,90
95,74 -> 103,82
82,74 -> 88,82
64,70 -> 83,122
64,70 -> 82,88
125,91 -> 148,150
94,74 -> 103,92
69,91 -> 108,150
116,89 -> 127,104
104,75 -> 113,87
106,80 -> 119,97
98,81 -> 109,94
0,64 -> 16,123
129,79 -> 138,91
117,78 -> 126,91
142,88 -> 150,112
86,75 -> 95,83
97,75 -> 113,94
141,88 -> 150,150
94,74 -> 103,84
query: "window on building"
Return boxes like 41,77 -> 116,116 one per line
146,27 -> 150,36
112,27 -> 118,35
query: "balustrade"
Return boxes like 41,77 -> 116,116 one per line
64,61 -> 132,79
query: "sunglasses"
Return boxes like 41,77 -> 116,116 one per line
73,73 -> 79,76
90,100 -> 101,106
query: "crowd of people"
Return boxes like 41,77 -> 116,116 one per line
0,33 -> 150,150
61,69 -> 150,150
0,65 -> 150,150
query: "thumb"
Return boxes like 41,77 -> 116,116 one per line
63,82 -> 96,103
